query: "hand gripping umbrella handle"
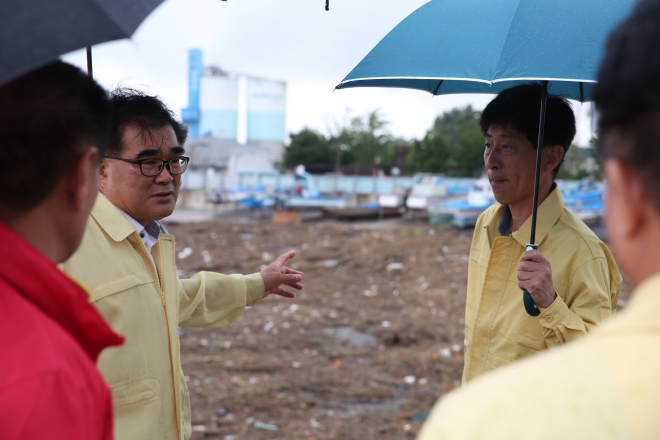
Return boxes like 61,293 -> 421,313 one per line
523,244 -> 541,316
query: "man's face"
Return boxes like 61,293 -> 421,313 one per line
100,124 -> 183,226
484,124 -> 540,207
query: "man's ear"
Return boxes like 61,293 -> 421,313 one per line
544,144 -> 565,173
99,155 -> 109,193
605,159 -> 646,240
65,147 -> 99,211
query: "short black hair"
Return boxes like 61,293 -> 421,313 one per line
108,88 -> 188,156
0,61 -> 110,213
480,83 -> 576,177
594,0 -> 660,214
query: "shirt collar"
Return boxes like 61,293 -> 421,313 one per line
484,185 -> 565,247
91,193 -> 168,243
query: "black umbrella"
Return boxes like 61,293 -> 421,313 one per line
0,0 -> 165,85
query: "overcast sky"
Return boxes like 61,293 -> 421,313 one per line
63,0 -> 595,145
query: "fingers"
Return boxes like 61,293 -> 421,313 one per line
271,287 -> 297,298
274,250 -> 297,267
280,266 -> 304,277
520,250 -> 548,264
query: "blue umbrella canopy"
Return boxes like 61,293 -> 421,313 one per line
336,0 -> 637,102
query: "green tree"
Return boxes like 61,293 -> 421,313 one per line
282,128 -> 331,168
411,105 -> 485,176
407,131 -> 450,173
448,125 -> 486,177
334,110 -> 396,166
556,140 -> 603,180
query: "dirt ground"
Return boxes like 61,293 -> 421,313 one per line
165,217 -> 633,440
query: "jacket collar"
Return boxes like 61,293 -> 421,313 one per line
484,185 -> 565,247
91,193 -> 138,242
0,221 -> 124,361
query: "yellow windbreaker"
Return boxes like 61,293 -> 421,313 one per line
61,195 -> 264,440
418,273 -> 660,440
463,186 -> 621,383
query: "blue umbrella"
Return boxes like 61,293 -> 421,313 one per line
336,0 -> 636,316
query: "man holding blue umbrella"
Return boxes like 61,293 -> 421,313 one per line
418,1 -> 660,437
462,84 -> 621,383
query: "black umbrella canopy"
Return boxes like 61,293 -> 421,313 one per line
0,0 -> 165,86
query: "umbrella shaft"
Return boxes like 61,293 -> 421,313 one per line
86,46 -> 93,79
530,80 -> 548,245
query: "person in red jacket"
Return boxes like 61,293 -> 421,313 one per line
0,61 -> 124,439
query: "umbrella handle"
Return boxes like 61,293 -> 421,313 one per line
522,244 -> 540,316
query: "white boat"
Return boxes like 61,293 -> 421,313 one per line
428,177 -> 496,228
405,174 -> 448,210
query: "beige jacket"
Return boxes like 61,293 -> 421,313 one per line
463,186 -> 621,383
419,273 -> 660,440
62,195 -> 264,440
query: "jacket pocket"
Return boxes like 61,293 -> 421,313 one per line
92,273 -> 154,302
111,375 -> 161,440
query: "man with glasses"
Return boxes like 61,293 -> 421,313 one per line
62,88 -> 304,440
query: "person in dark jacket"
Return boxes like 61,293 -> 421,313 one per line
0,61 -> 124,440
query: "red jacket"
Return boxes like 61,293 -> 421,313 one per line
0,221 -> 124,439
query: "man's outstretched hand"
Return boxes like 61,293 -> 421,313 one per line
260,250 -> 304,299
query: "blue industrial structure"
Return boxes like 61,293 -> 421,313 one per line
181,49 -> 203,139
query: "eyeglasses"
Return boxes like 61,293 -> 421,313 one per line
104,156 -> 190,177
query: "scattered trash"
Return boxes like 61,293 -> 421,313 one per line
310,418 -> 323,428
177,247 -> 193,259
452,344 -> 462,352
440,347 -> 452,358
263,321 -> 275,332
254,422 -> 278,431
192,425 -> 206,432
386,262 -> 404,271
291,361 -> 302,368
214,407 -> 228,416
323,327 -> 378,349
199,339 -> 209,347
321,258 -> 339,268
261,251 -> 273,262
403,424 -> 412,431
381,320 -> 391,328
245,417 -> 255,425
325,359 -> 344,370
418,378 -> 428,385
248,377 -> 260,384
403,375 -> 416,385
411,412 -> 429,422
202,250 -> 212,264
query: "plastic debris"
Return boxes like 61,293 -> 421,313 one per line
291,361 -> 302,368
254,421 -> 278,431
440,347 -> 452,358
310,418 -> 322,428
418,378 -> 428,385
192,425 -> 206,432
386,262 -> 404,271
452,344 -> 462,352
411,412 -> 429,422
261,251 -> 273,262
177,247 -> 193,259
381,321 -> 391,328
403,424 -> 412,431
325,359 -> 343,370
404,375 -> 416,385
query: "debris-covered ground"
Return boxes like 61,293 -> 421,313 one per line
166,218 -> 633,440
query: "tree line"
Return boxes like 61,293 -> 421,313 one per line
282,106 -> 600,179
